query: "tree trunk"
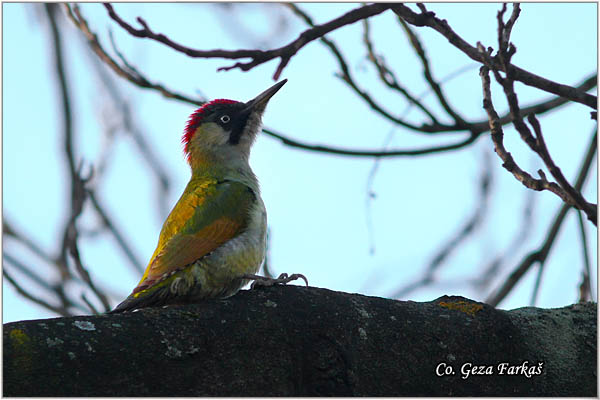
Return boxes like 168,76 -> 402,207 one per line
3,286 -> 597,396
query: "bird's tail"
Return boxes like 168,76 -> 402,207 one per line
108,281 -> 176,313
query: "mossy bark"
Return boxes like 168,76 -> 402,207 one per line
3,286 -> 597,396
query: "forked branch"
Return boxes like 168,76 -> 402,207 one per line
104,3 -> 393,80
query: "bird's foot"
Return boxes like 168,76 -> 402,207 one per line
241,273 -> 309,289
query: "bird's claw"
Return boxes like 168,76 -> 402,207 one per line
242,273 -> 309,289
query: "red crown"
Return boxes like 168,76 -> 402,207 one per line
182,99 -> 238,162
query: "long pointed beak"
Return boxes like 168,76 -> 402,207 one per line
243,79 -> 287,113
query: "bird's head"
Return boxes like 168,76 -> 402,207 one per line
182,80 -> 287,168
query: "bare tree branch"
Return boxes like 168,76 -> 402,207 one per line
285,3 -> 595,145
45,3 -> 77,283
262,126 -> 478,157
391,3 -> 597,109
390,149 -> 493,299
66,223 -> 111,313
81,293 -> 100,315
3,267 -> 71,317
3,250 -> 90,316
361,18 -> 439,124
529,252 -> 547,306
212,3 -> 291,50
471,187 -> 536,292
87,190 -> 144,274
364,128 -> 397,255
64,4 -> 201,105
500,3 -> 521,47
486,129 -> 597,307
85,35 -> 173,219
576,210 -> 593,302
477,5 -> 597,224
104,3 -> 394,80
480,66 -> 597,224
3,252 -> 56,293
6,2 -> 594,318
527,114 -> 597,223
3,219 -> 55,266
45,3 -> 111,313
103,30 -> 173,216
396,16 -> 468,127
65,4 -> 596,159
283,3 -> 451,133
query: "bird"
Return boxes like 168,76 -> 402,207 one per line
110,80 -> 307,313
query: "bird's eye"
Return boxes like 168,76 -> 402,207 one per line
220,115 -> 230,124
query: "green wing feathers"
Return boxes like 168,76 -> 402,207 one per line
110,179 -> 256,313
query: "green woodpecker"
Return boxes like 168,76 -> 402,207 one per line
111,80 -> 306,313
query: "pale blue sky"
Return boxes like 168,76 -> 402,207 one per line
3,3 -> 597,322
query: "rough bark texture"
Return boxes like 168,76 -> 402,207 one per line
3,286 -> 597,396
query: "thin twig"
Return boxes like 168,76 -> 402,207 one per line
85,38 -> 172,218
486,129 -> 597,307
46,3 -> 76,281
104,3 -> 394,80
87,190 -> 144,274
361,18 -> 439,124
67,233 -> 111,312
287,3 -> 596,140
47,4 -> 112,313
390,148 -> 493,299
4,221 -> 106,314
3,266 -> 71,317
479,66 -> 594,215
471,186 -> 536,292
575,210 -> 593,302
391,4 -> 597,109
3,219 -> 55,265
501,4 -> 521,47
103,38 -> 172,211
283,3 -> 443,133
66,4 -> 596,158
4,252 -> 56,292
263,126 -> 479,157
364,127 -> 397,255
81,293 -> 100,315
397,15 -> 468,127
528,114 -> 597,223
64,4 -> 201,105
529,258 -> 546,306
480,11 -> 597,224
